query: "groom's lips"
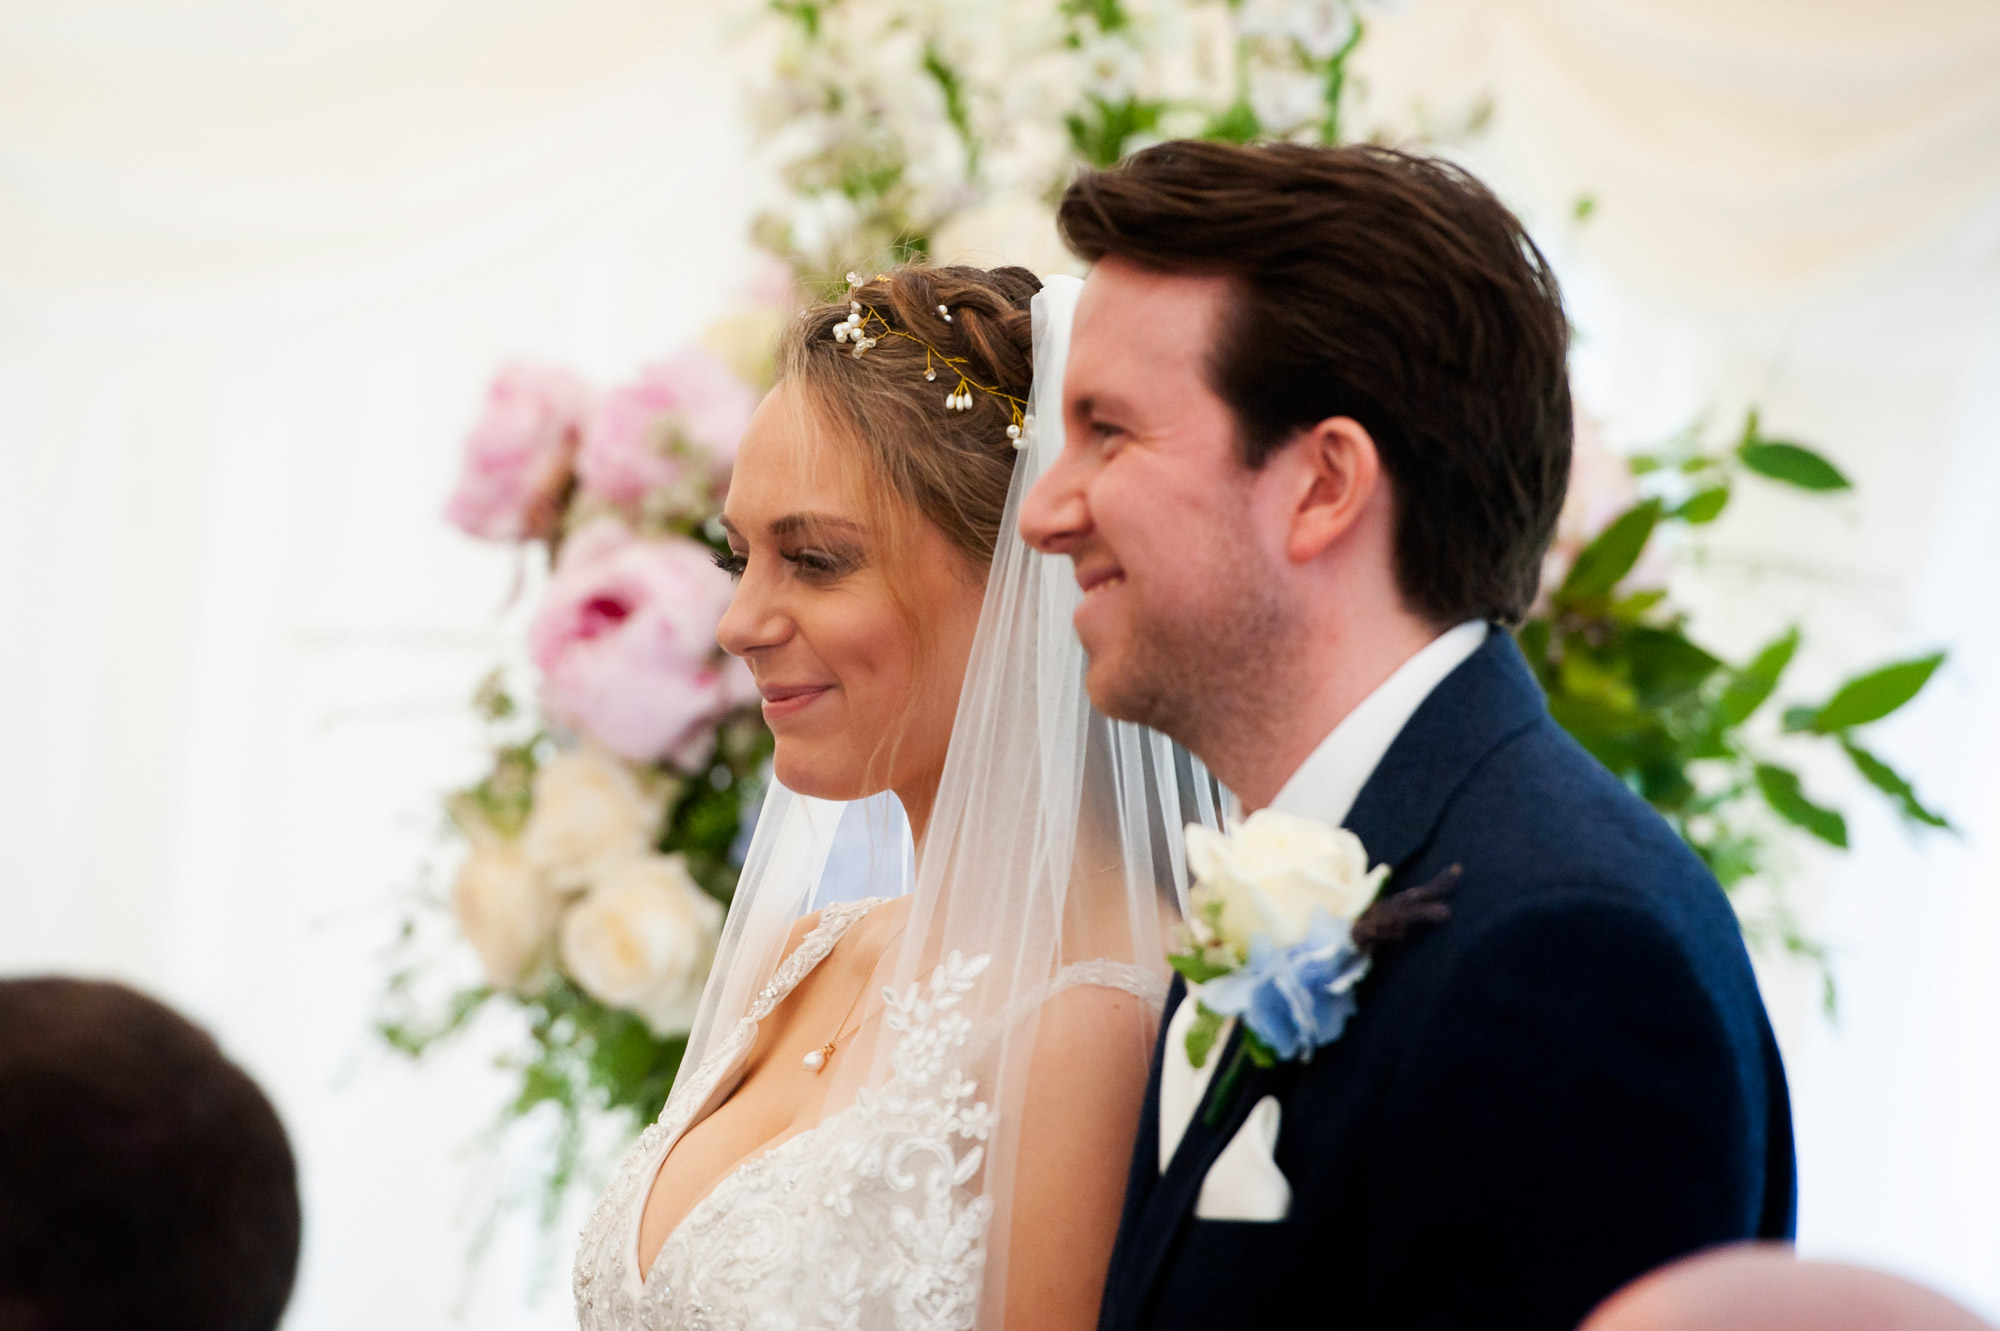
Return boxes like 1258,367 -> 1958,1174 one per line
1076,564 -> 1127,597
758,682 -> 832,722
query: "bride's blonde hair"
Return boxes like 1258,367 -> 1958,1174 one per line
777,264 -> 1042,570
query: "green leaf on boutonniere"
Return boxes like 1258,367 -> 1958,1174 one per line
1184,1003 -> 1227,1070
1242,1030 -> 1279,1069
1169,950 -> 1236,986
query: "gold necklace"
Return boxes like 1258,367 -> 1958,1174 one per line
802,929 -> 902,1074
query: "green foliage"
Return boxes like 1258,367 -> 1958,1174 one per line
1562,499 -> 1663,597
1520,409 -> 1951,991
1067,96 -> 1165,170
1788,653 -> 1945,734
1736,409 -> 1852,492
1840,737 -> 1954,832
380,676 -> 773,1223
1183,1002 -> 1227,1068
1753,764 -> 1849,849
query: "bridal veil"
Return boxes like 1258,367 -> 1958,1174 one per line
666,273 -> 1223,1324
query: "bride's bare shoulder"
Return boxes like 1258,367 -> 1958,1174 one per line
778,894 -> 911,969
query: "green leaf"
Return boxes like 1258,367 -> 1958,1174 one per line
1675,487 -> 1730,524
1791,652 -> 1945,733
1753,763 -> 1849,849
1241,1030 -> 1279,1069
1718,627 -> 1799,726
1183,1003 -> 1226,1069
1202,98 -> 1261,145
1561,499 -> 1663,597
1572,194 -> 1596,221
1738,438 -> 1852,492
1168,950 -> 1235,985
1624,626 -> 1724,705
1839,737 -> 1953,832
1610,588 -> 1669,620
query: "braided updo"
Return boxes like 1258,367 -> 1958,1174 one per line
778,264 -> 1043,567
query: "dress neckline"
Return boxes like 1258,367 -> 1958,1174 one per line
625,895 -> 888,1293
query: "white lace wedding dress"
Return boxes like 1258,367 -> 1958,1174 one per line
572,895 -> 1165,1331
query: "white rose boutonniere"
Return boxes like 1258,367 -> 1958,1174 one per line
1171,809 -> 1459,1127
1185,810 -> 1389,953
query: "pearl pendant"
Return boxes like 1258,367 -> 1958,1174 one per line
802,1045 -> 829,1073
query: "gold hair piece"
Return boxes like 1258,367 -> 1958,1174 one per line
830,272 -> 1030,450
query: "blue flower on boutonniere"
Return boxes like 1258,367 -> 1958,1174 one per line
1169,809 -> 1458,1126
1198,912 -> 1372,1061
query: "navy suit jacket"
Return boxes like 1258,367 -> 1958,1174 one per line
1098,631 -> 1795,1331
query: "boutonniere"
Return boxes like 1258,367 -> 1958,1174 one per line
1168,809 -> 1460,1126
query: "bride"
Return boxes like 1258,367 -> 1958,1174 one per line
572,264 -> 1219,1330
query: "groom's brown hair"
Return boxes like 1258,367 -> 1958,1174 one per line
1058,140 -> 1572,626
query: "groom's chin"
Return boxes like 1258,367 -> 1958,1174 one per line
1081,649 -> 1150,727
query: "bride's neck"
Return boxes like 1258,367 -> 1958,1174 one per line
893,775 -> 939,853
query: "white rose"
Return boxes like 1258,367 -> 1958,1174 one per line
1186,808 -> 1388,953
521,748 -> 666,894
451,839 -> 559,990
558,854 -> 724,1036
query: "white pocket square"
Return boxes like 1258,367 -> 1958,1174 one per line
1194,1094 -> 1292,1222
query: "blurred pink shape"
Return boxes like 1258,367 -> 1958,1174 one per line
576,349 -> 758,508
1581,1242 -> 1994,1331
444,363 -> 590,543
529,519 -> 756,768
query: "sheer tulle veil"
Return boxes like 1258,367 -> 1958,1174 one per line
666,273 -> 1222,1324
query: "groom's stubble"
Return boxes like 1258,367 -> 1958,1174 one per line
1088,530 -> 1304,771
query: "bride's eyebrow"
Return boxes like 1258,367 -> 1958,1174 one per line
770,514 -> 865,540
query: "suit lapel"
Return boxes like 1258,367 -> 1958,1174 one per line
1111,632 -> 1549,1320
1342,629 -> 1546,871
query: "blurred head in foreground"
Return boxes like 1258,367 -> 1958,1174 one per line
1582,1243 -> 1994,1331
0,977 -> 300,1331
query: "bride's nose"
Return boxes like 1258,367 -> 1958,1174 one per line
716,572 -> 791,658
1019,447 -> 1090,555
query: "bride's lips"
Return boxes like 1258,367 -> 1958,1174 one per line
758,682 -> 833,722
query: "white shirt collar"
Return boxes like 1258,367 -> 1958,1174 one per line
1261,620 -> 1489,829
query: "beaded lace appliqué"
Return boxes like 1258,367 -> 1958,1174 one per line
572,898 -> 1003,1331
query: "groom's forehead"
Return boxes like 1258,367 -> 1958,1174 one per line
1073,261 -> 1229,378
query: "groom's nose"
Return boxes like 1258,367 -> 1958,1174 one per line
1019,446 -> 1090,556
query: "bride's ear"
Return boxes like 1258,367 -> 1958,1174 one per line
1283,416 -> 1385,565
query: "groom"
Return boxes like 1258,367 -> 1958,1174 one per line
1021,141 -> 1795,1330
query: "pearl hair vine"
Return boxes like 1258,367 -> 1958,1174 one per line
829,271 -> 1032,450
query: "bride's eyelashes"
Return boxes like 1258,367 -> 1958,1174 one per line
709,545 -> 861,583
785,544 -> 861,582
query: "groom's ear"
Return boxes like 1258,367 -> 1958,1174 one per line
1282,416 -> 1387,565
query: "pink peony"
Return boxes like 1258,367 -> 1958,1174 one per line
529,519 -> 756,768
444,363 -> 591,543
575,349 -> 759,510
